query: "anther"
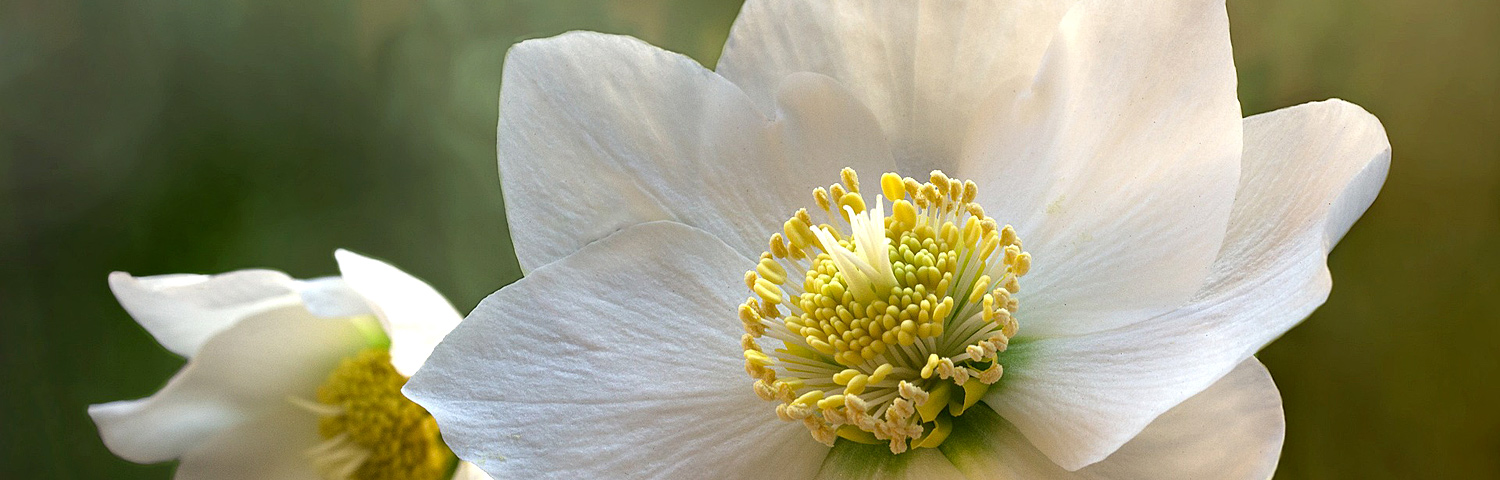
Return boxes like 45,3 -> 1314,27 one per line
841,167 -> 860,193
813,187 -> 831,212
881,173 -> 905,202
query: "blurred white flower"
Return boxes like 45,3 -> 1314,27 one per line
404,0 -> 1390,478
90,250 -> 491,480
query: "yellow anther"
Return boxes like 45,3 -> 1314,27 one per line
829,184 -> 847,205
932,298 -> 954,323
776,404 -> 796,421
966,344 -> 985,360
961,216 -> 981,247
753,380 -> 777,400
1001,273 -> 1020,294
948,179 -> 963,203
969,275 -> 992,304
920,183 -> 941,205
844,374 -> 870,396
838,351 -> 863,367
929,170 -> 950,189
794,390 -> 826,407
921,354 -> 940,379
807,417 -> 838,446
740,301 -> 760,321
817,394 -> 846,410
841,167 -> 860,193
813,187 -> 831,212
1005,244 -> 1021,266
939,222 -> 958,247
902,177 -> 921,198
807,337 -> 835,355
832,369 -> 861,385
741,334 -> 759,351
966,203 -> 986,219
1015,252 -> 1032,276
784,217 -> 818,251
962,180 -> 977,203
1000,224 -> 1018,246
753,278 -> 784,304
980,235 -> 1000,260
769,233 -> 789,258
892,200 -> 917,226
870,364 -> 893,384
757,258 -> 787,284
744,349 -> 772,368
837,192 -> 866,219
744,271 -> 758,290
880,173 -> 905,202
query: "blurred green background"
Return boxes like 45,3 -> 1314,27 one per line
0,0 -> 1494,478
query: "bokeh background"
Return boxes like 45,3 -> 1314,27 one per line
1,0 -> 1495,477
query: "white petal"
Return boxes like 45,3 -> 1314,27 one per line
89,310 -> 373,464
718,0 -> 1077,174
815,443 -> 965,480
108,270 -> 304,357
496,31 -> 896,272
985,99 -> 1388,470
404,221 -> 828,478
451,462 -> 496,480
944,358 -> 1283,479
334,249 -> 463,376
173,405 -> 323,480
295,276 -> 373,319
959,0 -> 1243,337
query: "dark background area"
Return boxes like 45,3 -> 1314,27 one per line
1,0 -> 1495,477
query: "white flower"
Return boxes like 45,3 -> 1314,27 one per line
404,0 -> 1390,478
89,250 -> 492,480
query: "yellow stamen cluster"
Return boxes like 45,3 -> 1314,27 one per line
740,168 -> 1030,454
304,349 -> 453,480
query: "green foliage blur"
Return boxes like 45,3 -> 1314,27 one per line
1,0 -> 1494,478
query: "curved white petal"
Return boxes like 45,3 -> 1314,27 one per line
959,0 -> 1243,338
173,405 -> 323,480
815,442 -> 965,480
108,270 -> 304,357
985,99 -> 1388,470
496,31 -> 896,272
88,310 -> 374,464
452,462 -> 495,480
404,221 -> 828,479
295,276 -> 374,319
334,249 -> 463,376
944,358 -> 1283,479
718,0 -> 1077,174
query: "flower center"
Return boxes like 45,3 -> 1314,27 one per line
298,348 -> 454,480
740,168 -> 1031,454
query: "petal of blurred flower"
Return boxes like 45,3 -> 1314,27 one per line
92,252 -> 491,479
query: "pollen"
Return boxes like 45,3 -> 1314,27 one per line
739,168 -> 1030,454
298,348 -> 454,480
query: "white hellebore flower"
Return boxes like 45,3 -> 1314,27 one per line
90,250 -> 491,480
405,0 -> 1390,478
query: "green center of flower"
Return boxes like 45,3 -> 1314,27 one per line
298,348 -> 454,480
740,168 -> 1030,454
